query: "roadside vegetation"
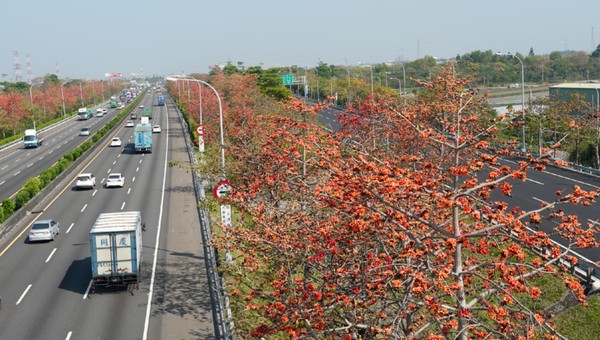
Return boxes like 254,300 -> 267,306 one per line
170,64 -> 600,338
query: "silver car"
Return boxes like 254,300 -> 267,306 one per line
29,219 -> 60,242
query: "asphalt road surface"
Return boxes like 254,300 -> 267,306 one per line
0,92 -> 216,339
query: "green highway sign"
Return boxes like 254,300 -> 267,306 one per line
281,74 -> 293,85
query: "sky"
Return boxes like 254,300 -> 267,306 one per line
1,0 -> 599,80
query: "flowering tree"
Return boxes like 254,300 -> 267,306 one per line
206,67 -> 599,338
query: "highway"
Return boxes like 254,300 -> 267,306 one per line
0,102 -> 120,202
319,102 -> 600,265
0,92 -> 215,339
490,157 -> 600,263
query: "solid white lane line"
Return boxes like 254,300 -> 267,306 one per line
66,223 -> 75,234
45,248 -> 57,263
143,99 -> 169,340
16,284 -> 32,305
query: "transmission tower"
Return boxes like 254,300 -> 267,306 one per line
26,54 -> 32,84
14,51 -> 22,82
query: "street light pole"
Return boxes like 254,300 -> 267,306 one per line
167,76 -> 225,170
166,75 -> 229,262
498,52 -> 526,152
79,82 -> 84,105
369,65 -> 374,94
60,81 -> 66,117
29,81 -> 43,128
398,62 -> 406,94
390,77 -> 401,96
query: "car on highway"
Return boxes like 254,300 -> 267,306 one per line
126,121 -> 135,127
96,108 -> 104,117
152,125 -> 161,133
28,219 -> 59,242
106,173 -> 125,188
75,173 -> 95,189
79,127 -> 91,136
131,113 -> 137,119
139,105 -> 144,109
110,137 -> 122,147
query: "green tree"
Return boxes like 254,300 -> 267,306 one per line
591,43 -> 600,58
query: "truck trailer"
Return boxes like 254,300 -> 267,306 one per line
134,122 -> 152,153
90,211 -> 142,290
23,129 -> 43,148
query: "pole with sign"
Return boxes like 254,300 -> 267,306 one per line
196,124 -> 204,153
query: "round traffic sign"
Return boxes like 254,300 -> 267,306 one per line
196,124 -> 204,135
213,179 -> 232,198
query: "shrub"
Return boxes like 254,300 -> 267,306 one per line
2,198 -> 15,216
63,151 -> 74,162
39,169 -> 54,187
14,189 -> 30,210
23,178 -> 42,197
0,205 -> 4,223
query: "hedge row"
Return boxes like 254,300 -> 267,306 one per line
0,94 -> 143,224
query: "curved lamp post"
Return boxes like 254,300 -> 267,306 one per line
166,76 -> 225,170
390,77 -> 401,96
497,52 -> 526,152
60,81 -> 67,117
398,62 -> 406,94
29,81 -> 44,128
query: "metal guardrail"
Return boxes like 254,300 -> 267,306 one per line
170,95 -> 235,339
570,163 -> 600,176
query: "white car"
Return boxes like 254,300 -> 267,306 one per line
79,127 -> 91,136
96,108 -> 104,117
110,137 -> 122,147
139,105 -> 144,109
29,219 -> 59,242
152,125 -> 161,133
76,173 -> 96,190
126,121 -> 135,127
106,173 -> 125,188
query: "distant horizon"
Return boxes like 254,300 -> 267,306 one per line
1,0 -> 598,80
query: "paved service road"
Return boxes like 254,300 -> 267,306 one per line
0,93 -> 216,339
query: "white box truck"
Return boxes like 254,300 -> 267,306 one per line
90,211 -> 142,291
23,129 -> 43,148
